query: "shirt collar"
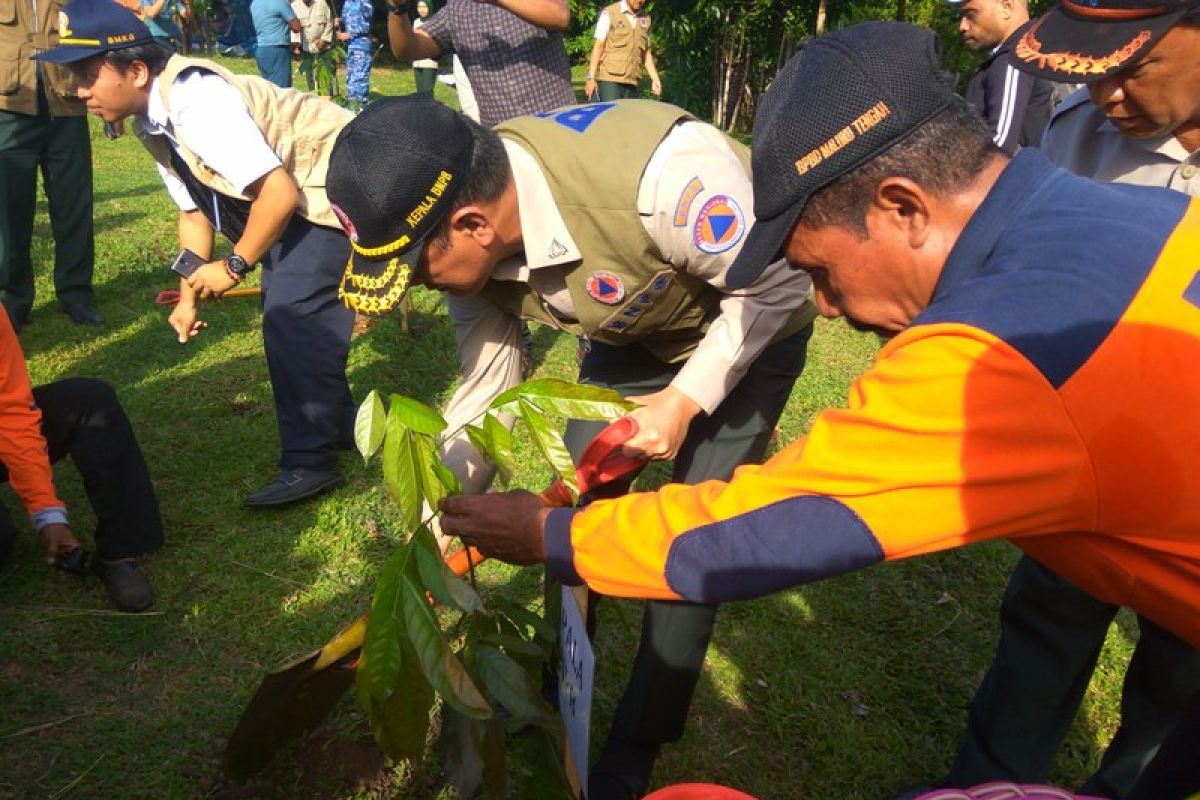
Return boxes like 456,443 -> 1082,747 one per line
140,76 -> 171,137
1095,117 -> 1195,163
493,138 -> 582,282
932,149 -> 1056,302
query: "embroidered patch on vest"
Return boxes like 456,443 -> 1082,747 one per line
693,195 -> 745,254
599,270 -> 675,334
587,271 -> 626,305
330,203 -> 359,242
673,177 -> 705,227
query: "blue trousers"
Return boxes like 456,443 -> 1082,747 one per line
345,39 -> 371,104
255,44 -> 292,88
259,216 -> 355,472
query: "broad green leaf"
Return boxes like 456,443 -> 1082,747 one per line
412,432 -> 451,511
383,413 -> 423,531
431,458 -> 463,496
473,644 -> 556,727
386,392 -> 448,435
354,390 -> 386,465
399,575 -> 492,719
479,632 -> 545,659
464,423 -> 494,464
521,727 -> 575,800
519,399 -> 578,500
481,716 -> 508,800
494,600 -> 557,646
490,378 -> 635,420
358,545 -> 413,704
368,636 -> 434,764
413,526 -> 481,614
483,414 -> 515,486
439,707 -> 485,800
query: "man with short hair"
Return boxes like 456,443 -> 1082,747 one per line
40,0 -> 357,509
327,95 -> 816,800
436,21 -> 1200,796
949,0 -> 1053,153
250,0 -> 301,87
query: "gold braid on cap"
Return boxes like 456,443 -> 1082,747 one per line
339,255 -> 412,315
1015,16 -> 1152,76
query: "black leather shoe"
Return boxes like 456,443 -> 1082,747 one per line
588,742 -> 659,800
244,468 -> 345,508
61,302 -> 104,326
91,558 -> 155,612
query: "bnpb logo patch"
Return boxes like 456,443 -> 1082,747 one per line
693,195 -> 745,254
586,271 -> 625,305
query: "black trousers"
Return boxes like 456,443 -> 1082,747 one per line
259,216 -> 355,472
1129,687 -> 1200,800
949,555 -> 1200,798
0,101 -> 94,323
0,378 -> 163,564
562,324 -> 812,757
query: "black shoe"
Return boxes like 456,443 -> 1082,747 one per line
91,558 -> 155,612
244,468 -> 345,508
61,302 -> 104,326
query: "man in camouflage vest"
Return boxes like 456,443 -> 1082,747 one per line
327,95 -> 816,800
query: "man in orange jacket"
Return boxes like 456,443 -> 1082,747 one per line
439,20 -> 1200,797
0,307 -> 163,611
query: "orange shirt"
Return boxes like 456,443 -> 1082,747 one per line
545,151 -> 1200,647
0,308 -> 65,520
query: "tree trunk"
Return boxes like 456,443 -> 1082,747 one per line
896,0 -> 907,22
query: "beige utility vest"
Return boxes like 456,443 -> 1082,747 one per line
485,100 -> 813,365
0,0 -> 83,117
596,3 -> 649,85
134,56 -> 352,228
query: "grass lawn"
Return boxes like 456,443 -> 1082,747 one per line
0,56 -> 1135,800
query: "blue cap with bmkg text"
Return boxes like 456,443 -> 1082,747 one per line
35,0 -> 155,64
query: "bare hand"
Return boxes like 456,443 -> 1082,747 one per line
585,78 -> 598,100
438,491 -> 550,566
623,386 -> 702,461
167,301 -> 207,343
39,523 -> 81,565
651,78 -> 662,96
187,261 -> 239,300
337,30 -> 350,41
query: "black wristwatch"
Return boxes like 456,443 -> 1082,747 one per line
386,0 -> 409,14
226,253 -> 254,278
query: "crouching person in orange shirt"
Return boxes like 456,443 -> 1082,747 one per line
0,307 -> 163,611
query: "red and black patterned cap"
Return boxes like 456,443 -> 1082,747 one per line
1010,0 -> 1190,83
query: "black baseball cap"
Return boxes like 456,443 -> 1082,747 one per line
726,22 -> 956,290
1010,0 -> 1190,83
34,0 -> 155,63
327,95 -> 475,315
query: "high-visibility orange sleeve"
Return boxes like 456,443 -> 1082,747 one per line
545,323 -> 1095,602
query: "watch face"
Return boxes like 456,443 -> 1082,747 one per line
228,255 -> 251,275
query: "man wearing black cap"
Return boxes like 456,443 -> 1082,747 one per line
326,95 -> 816,799
923,4 -> 1200,797
38,0 -> 357,508
436,21 -> 1200,796
947,0 -> 1054,153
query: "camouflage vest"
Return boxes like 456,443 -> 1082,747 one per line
134,55 -> 352,229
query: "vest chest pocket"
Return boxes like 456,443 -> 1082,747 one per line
0,54 -> 18,96
0,0 -> 15,25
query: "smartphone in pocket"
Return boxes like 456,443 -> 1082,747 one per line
170,248 -> 206,279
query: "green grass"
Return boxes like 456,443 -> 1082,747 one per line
0,56 -> 1133,800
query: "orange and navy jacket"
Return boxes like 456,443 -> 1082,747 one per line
545,150 -> 1200,647
0,308 -> 66,526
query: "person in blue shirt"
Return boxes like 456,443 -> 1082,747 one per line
140,0 -> 182,48
338,0 -> 373,112
251,0 -> 301,86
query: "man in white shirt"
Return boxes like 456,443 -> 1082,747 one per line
41,0 -> 358,509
